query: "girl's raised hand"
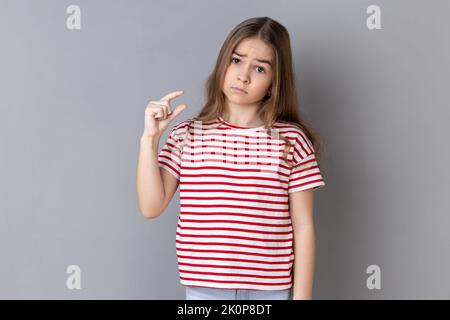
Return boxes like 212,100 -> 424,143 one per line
142,90 -> 187,138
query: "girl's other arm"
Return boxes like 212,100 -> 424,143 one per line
289,189 -> 316,300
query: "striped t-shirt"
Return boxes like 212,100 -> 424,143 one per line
157,116 -> 326,290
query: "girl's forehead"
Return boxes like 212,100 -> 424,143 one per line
235,38 -> 273,57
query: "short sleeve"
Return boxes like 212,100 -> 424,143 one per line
288,133 -> 326,193
157,125 -> 183,180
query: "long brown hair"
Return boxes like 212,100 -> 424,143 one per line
182,16 -> 326,163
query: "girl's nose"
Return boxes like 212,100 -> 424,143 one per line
238,75 -> 249,84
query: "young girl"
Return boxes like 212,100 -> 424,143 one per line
136,17 -> 326,300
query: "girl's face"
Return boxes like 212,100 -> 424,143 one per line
222,37 -> 274,108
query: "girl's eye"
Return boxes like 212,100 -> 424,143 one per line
256,66 -> 265,73
231,57 -> 265,73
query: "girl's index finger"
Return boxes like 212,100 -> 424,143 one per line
161,90 -> 184,102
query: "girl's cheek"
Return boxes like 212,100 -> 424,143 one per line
225,65 -> 236,75
228,64 -> 238,72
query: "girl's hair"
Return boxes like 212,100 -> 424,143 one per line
181,16 -> 326,163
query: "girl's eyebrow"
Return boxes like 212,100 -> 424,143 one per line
232,51 -> 272,67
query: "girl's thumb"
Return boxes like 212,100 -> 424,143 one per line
168,104 -> 187,121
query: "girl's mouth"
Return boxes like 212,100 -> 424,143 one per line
231,87 -> 248,94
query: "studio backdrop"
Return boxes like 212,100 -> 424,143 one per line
0,0 -> 449,299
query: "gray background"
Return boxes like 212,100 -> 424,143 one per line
0,0 -> 449,299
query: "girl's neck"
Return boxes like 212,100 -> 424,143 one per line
221,107 -> 263,128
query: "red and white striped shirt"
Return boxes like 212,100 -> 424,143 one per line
157,116 -> 325,290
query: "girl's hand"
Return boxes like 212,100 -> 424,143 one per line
142,90 -> 188,138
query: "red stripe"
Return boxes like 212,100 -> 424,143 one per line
180,196 -> 287,206
181,158 -> 291,169
179,226 -> 292,235
290,172 -> 323,183
178,212 -> 290,220
289,179 -> 324,189
291,136 -> 313,157
179,180 -> 288,191
176,232 -> 293,243
161,143 -> 181,155
176,240 -> 292,250
184,143 -> 285,151
180,165 -> 289,177
291,159 -> 318,169
178,261 -> 291,272
178,254 -> 294,265
179,188 -> 288,198
179,218 -> 291,228
180,276 -> 291,286
176,247 -> 292,258
157,161 -> 179,175
181,173 -> 287,184
180,203 -> 289,213
158,153 -> 180,163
